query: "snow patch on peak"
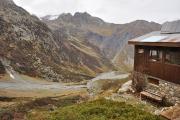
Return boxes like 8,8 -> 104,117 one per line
41,15 -> 59,21
49,15 -> 59,20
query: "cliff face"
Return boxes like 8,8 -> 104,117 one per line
0,1 -> 115,82
42,13 -> 161,72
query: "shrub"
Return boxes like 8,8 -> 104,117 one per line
47,99 -> 165,120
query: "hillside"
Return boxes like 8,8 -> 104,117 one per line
42,13 -> 161,71
0,0 -> 114,82
0,0 -> 161,83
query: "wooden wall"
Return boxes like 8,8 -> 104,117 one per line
134,45 -> 180,84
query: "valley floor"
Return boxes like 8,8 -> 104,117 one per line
0,71 -> 128,98
0,73 -> 87,109
0,73 -> 86,97
0,71 -> 171,120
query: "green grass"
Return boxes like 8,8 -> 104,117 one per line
39,99 -> 164,120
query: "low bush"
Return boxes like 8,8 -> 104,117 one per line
46,99 -> 165,120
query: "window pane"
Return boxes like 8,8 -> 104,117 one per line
149,50 -> 162,62
151,50 -> 157,56
138,49 -> 144,54
166,50 -> 180,65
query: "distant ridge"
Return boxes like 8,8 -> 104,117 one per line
42,12 -> 161,72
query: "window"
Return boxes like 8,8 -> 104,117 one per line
165,50 -> 180,65
149,49 -> 162,62
138,49 -> 144,54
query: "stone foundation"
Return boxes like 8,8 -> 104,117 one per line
159,80 -> 180,104
132,71 -> 180,104
146,80 -> 180,104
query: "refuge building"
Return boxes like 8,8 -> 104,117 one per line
129,20 -> 180,104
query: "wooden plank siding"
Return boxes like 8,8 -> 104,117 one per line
164,64 -> 180,84
148,61 -> 164,79
134,45 -> 180,84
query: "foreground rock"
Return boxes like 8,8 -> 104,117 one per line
160,104 -> 180,120
118,80 -> 132,94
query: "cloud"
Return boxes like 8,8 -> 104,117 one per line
13,0 -> 180,24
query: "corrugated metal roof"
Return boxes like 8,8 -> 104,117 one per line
140,36 -> 168,42
161,20 -> 180,34
129,20 -> 180,47
128,31 -> 180,47
130,31 -> 180,42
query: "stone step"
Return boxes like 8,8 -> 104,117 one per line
140,90 -> 165,104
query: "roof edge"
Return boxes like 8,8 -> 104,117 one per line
128,41 -> 180,47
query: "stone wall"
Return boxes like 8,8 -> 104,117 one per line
132,71 -> 180,104
158,80 -> 180,104
145,80 -> 180,104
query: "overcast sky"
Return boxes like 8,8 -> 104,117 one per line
13,0 -> 180,24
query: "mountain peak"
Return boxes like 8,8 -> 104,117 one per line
74,12 -> 91,17
73,12 -> 105,25
126,20 -> 161,28
42,12 -> 105,27
58,13 -> 73,19
129,20 -> 151,24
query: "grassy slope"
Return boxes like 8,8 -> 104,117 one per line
28,99 -> 165,120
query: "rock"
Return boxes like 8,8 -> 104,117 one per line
118,80 -> 132,94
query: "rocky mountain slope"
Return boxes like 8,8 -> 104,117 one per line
0,0 -> 114,82
42,13 -> 161,71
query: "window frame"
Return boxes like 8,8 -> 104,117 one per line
138,48 -> 144,54
149,49 -> 163,63
165,49 -> 180,66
